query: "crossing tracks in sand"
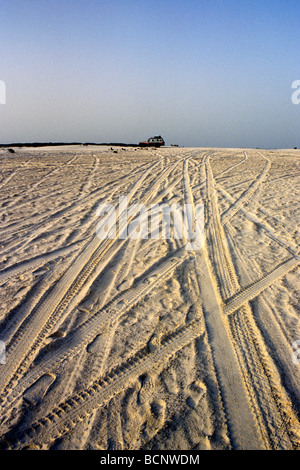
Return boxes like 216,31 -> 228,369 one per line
0,146 -> 299,450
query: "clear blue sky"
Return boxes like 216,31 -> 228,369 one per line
1,0 -> 299,147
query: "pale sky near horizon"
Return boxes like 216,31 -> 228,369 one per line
1,0 -> 299,148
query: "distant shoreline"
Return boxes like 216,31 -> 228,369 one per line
0,142 -> 298,150
0,142 -> 140,148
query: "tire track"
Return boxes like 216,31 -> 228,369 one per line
77,154 -> 99,197
183,153 -> 264,449
215,151 -> 248,180
0,241 -> 82,285
226,223 -> 300,412
2,148 -> 297,449
221,153 -> 271,225
2,319 -> 204,449
0,154 -> 79,211
0,158 -> 34,192
224,256 -> 300,315
63,155 -> 197,446
205,158 -> 240,300
0,156 -> 158,252
1,152 -> 189,414
204,156 -> 300,448
227,306 -> 297,449
49,156 -> 186,331
58,236 -> 142,419
223,222 -> 300,448
0,156 -> 168,398
0,246 -> 188,421
216,184 -> 298,256
0,158 -> 151,255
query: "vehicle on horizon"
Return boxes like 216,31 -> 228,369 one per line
138,135 -> 165,147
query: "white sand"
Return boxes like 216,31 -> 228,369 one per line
0,145 -> 299,450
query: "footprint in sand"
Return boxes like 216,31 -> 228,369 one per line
144,399 -> 166,440
138,374 -> 155,405
23,374 -> 56,407
186,380 -> 206,409
147,331 -> 163,353
162,368 -> 179,395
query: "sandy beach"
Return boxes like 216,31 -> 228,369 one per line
0,145 -> 299,450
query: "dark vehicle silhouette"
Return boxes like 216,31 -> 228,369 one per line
139,136 -> 165,147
